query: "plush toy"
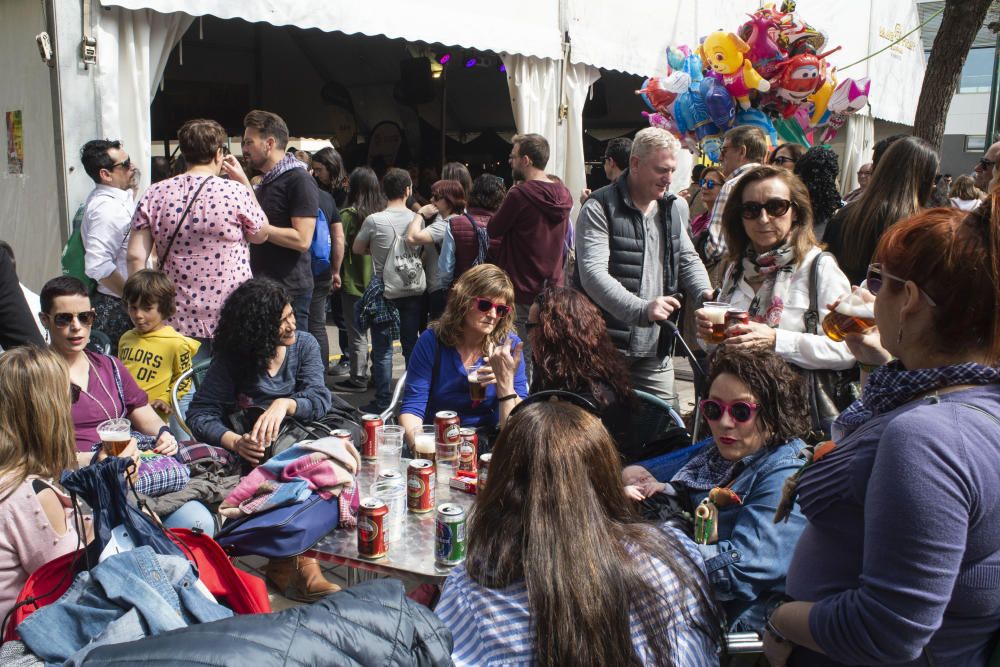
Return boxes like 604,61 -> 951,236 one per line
699,31 -> 771,110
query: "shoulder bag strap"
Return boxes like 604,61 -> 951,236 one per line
107,354 -> 128,418
804,251 -> 831,336
160,176 -> 213,267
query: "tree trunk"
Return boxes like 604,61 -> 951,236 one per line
913,0 -> 993,151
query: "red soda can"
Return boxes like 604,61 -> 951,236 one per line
435,411 -> 461,445
725,309 -> 750,329
357,497 -> 388,559
458,428 -> 478,472
360,414 -> 383,462
478,453 -> 492,490
407,459 -> 436,513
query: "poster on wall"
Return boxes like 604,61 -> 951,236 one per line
6,110 -> 24,175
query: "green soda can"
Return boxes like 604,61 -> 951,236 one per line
435,503 -> 467,566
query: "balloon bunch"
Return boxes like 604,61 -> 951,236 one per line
637,1 -> 871,159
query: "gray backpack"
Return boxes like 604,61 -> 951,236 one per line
382,229 -> 426,299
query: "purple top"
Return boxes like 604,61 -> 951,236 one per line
71,350 -> 148,451
786,385 -> 1000,666
131,174 -> 266,339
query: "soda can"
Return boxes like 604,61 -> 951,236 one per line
357,497 -> 388,559
435,411 -> 461,445
725,309 -> 750,329
406,459 -> 436,513
378,469 -> 403,483
360,414 -> 383,462
458,428 -> 478,472
478,453 -> 492,490
331,428 -> 354,446
435,503 -> 467,566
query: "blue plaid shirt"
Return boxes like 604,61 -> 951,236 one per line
356,275 -> 400,339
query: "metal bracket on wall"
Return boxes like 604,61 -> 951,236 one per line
81,0 -> 97,68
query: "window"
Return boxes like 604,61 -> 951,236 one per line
959,48 -> 994,94
966,135 -> 987,152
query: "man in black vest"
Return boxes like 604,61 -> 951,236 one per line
576,127 -> 712,407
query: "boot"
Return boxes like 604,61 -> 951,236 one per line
265,556 -> 341,602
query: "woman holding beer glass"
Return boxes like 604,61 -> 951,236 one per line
399,264 -> 528,449
435,400 -> 723,665
39,277 -> 177,458
670,346 -> 809,633
764,202 -> 1000,666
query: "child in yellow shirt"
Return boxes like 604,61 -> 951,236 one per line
118,270 -> 200,436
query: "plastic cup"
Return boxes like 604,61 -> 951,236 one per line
97,418 -> 132,456
413,425 -> 436,464
436,440 -> 459,487
701,301 -> 731,344
370,478 -> 406,543
376,425 -> 404,475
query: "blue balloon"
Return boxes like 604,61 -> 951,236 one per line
700,77 -> 736,131
733,108 -> 779,146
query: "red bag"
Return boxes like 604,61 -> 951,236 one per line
3,528 -> 270,642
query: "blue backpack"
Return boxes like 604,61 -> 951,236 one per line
215,494 -> 341,558
311,207 -> 332,276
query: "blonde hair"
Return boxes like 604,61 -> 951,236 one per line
0,347 -> 76,502
432,264 -> 516,353
630,127 -> 681,162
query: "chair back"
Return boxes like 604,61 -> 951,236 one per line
623,390 -> 691,464
87,330 -> 112,355
379,371 -> 408,425
171,359 -> 212,437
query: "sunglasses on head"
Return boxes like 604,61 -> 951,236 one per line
865,263 -> 937,306
700,398 -> 759,423
741,198 -> 793,220
50,310 -> 96,328
699,178 -> 719,190
473,297 -> 510,318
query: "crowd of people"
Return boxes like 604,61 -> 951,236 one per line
0,105 -> 999,666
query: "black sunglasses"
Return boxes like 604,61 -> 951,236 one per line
510,390 -> 600,418
50,310 -> 96,328
979,157 -> 996,170
700,398 -> 759,423
865,263 -> 937,306
741,198 -> 793,220
772,155 -> 797,166
473,297 -> 511,318
109,158 -> 131,171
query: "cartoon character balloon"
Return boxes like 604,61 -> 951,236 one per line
699,31 -> 771,110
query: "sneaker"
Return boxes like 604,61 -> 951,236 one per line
327,358 -> 350,377
332,377 -> 368,393
360,400 -> 388,415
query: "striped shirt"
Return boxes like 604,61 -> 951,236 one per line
435,525 -> 720,666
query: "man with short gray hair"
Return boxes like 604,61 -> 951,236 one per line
576,127 -> 712,407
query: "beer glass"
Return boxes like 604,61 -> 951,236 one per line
468,362 -> 487,401
97,418 -> 131,456
701,302 -> 731,344
376,425 -> 404,475
822,297 -> 876,342
413,425 -> 437,464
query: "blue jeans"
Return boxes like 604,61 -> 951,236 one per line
387,295 -> 424,366
291,290 -> 312,333
163,500 -> 216,537
370,321 -> 395,409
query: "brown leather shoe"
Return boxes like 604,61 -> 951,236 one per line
266,556 -> 341,602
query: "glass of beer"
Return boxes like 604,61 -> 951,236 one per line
468,363 -> 487,401
701,302 -> 731,344
822,294 -> 876,342
413,425 -> 437,464
97,418 -> 131,456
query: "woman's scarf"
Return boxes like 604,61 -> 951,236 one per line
836,360 -> 1000,437
725,243 -> 797,327
671,443 -> 738,491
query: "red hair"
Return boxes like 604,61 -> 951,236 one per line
430,179 -> 467,214
876,189 -> 1000,361
529,287 -> 632,406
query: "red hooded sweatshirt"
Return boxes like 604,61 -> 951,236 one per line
487,179 -> 573,304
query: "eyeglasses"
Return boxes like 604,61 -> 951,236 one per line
699,179 -> 720,190
71,383 -> 81,404
473,297 -> 511,318
865,263 -> 937,306
700,398 -> 759,423
109,158 -> 131,171
510,390 -> 600,419
740,198 -> 793,220
772,156 -> 796,166
50,310 -> 96,328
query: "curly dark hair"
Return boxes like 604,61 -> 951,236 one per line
794,146 -> 842,227
213,278 -> 291,387
705,346 -> 810,446
529,287 -> 632,407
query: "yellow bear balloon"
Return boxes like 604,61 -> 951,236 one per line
698,31 -> 771,110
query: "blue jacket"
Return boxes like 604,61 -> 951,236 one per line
674,439 -> 807,632
400,329 -> 528,429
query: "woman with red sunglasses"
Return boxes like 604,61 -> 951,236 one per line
399,264 -> 527,450
670,345 -> 810,633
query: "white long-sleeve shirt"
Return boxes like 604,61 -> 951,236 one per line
81,184 -> 135,297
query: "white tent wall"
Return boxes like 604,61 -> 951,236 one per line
0,0 -> 63,291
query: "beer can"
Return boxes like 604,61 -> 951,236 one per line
435,503 -> 467,566
378,469 -> 403,483
725,309 -> 750,329
406,459 -> 436,513
458,428 -> 478,472
357,497 -> 388,559
435,411 -> 461,445
360,414 -> 383,462
331,428 -> 354,447
478,453 -> 492,490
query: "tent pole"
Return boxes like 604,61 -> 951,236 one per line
440,64 -> 448,171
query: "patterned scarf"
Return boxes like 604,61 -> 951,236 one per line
258,152 -> 307,189
836,360 -> 1000,437
725,242 -> 797,327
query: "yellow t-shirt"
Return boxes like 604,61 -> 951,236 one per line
117,326 -> 200,416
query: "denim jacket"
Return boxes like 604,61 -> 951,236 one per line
18,546 -> 232,664
675,439 -> 807,632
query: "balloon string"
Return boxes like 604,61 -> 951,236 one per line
837,5 -> 943,72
